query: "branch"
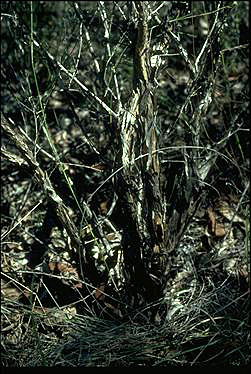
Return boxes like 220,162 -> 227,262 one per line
1,116 -> 86,261
32,38 -> 118,120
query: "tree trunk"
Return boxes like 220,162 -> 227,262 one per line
115,2 -> 168,321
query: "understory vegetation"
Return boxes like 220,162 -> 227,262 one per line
1,1 -> 250,367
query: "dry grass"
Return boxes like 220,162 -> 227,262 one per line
1,279 -> 249,367
1,212 -> 250,366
